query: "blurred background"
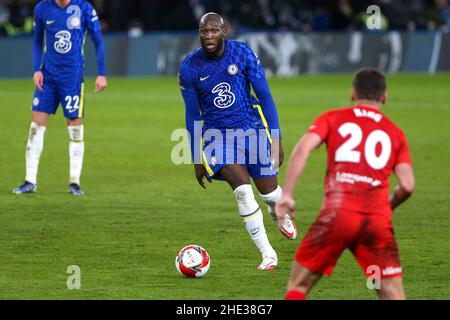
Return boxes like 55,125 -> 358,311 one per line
1,0 -> 450,36
0,0 -> 449,76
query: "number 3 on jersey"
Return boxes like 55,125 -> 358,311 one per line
212,82 -> 235,109
54,30 -> 72,54
335,122 -> 391,170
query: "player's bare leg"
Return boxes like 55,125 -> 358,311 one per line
220,164 -> 251,190
376,277 -> 406,300
67,117 -> 85,195
285,261 -> 322,300
13,111 -> 49,194
220,164 -> 278,270
255,176 -> 297,240
253,176 -> 278,195
32,110 -> 49,126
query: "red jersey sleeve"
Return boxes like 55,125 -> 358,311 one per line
395,131 -> 412,166
307,111 -> 330,141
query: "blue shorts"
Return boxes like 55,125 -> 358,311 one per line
202,128 -> 278,180
32,73 -> 85,119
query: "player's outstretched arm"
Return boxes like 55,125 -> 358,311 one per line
390,163 -> 415,211
276,133 -> 322,224
250,77 -> 284,168
32,5 -> 44,92
86,3 -> 107,93
245,44 -> 283,168
178,62 -> 207,188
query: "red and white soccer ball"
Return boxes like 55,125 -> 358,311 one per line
175,245 -> 210,278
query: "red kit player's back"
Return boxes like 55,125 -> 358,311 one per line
308,105 -> 412,217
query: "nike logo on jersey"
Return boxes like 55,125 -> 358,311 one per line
200,76 -> 210,81
46,20 -> 55,25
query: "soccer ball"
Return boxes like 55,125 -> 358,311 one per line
175,245 -> 210,278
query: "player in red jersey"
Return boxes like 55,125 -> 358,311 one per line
276,68 -> 415,300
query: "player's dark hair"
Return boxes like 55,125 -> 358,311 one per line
353,68 -> 386,101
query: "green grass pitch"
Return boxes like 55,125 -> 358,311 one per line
0,74 -> 449,299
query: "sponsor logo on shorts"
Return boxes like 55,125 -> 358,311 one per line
33,97 -> 39,106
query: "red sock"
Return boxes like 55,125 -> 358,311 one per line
285,290 -> 306,300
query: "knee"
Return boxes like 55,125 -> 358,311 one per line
234,184 -> 255,203
234,184 -> 260,215
287,277 -> 313,295
258,181 -> 279,195
68,125 -> 84,142
288,283 -> 310,295
287,262 -> 321,295
31,119 -> 47,127
379,289 -> 405,300
379,279 -> 405,300
260,185 -> 282,205
31,112 -> 49,127
28,122 -> 46,140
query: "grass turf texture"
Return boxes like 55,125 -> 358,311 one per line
0,74 -> 449,299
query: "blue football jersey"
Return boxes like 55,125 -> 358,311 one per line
179,40 -> 274,131
33,0 -> 105,77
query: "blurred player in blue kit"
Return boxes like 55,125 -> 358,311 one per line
178,13 -> 297,270
13,0 -> 107,195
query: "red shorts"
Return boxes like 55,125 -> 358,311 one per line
295,208 -> 402,279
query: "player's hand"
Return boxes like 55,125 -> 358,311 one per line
270,138 -> 285,169
275,195 -> 296,226
95,75 -> 107,93
194,164 -> 212,189
33,71 -> 44,92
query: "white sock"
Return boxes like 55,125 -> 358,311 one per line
25,122 -> 46,185
260,185 -> 282,221
68,125 -> 84,185
234,184 -> 276,257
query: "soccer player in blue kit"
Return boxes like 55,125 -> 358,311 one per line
178,13 -> 297,270
13,0 -> 107,195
